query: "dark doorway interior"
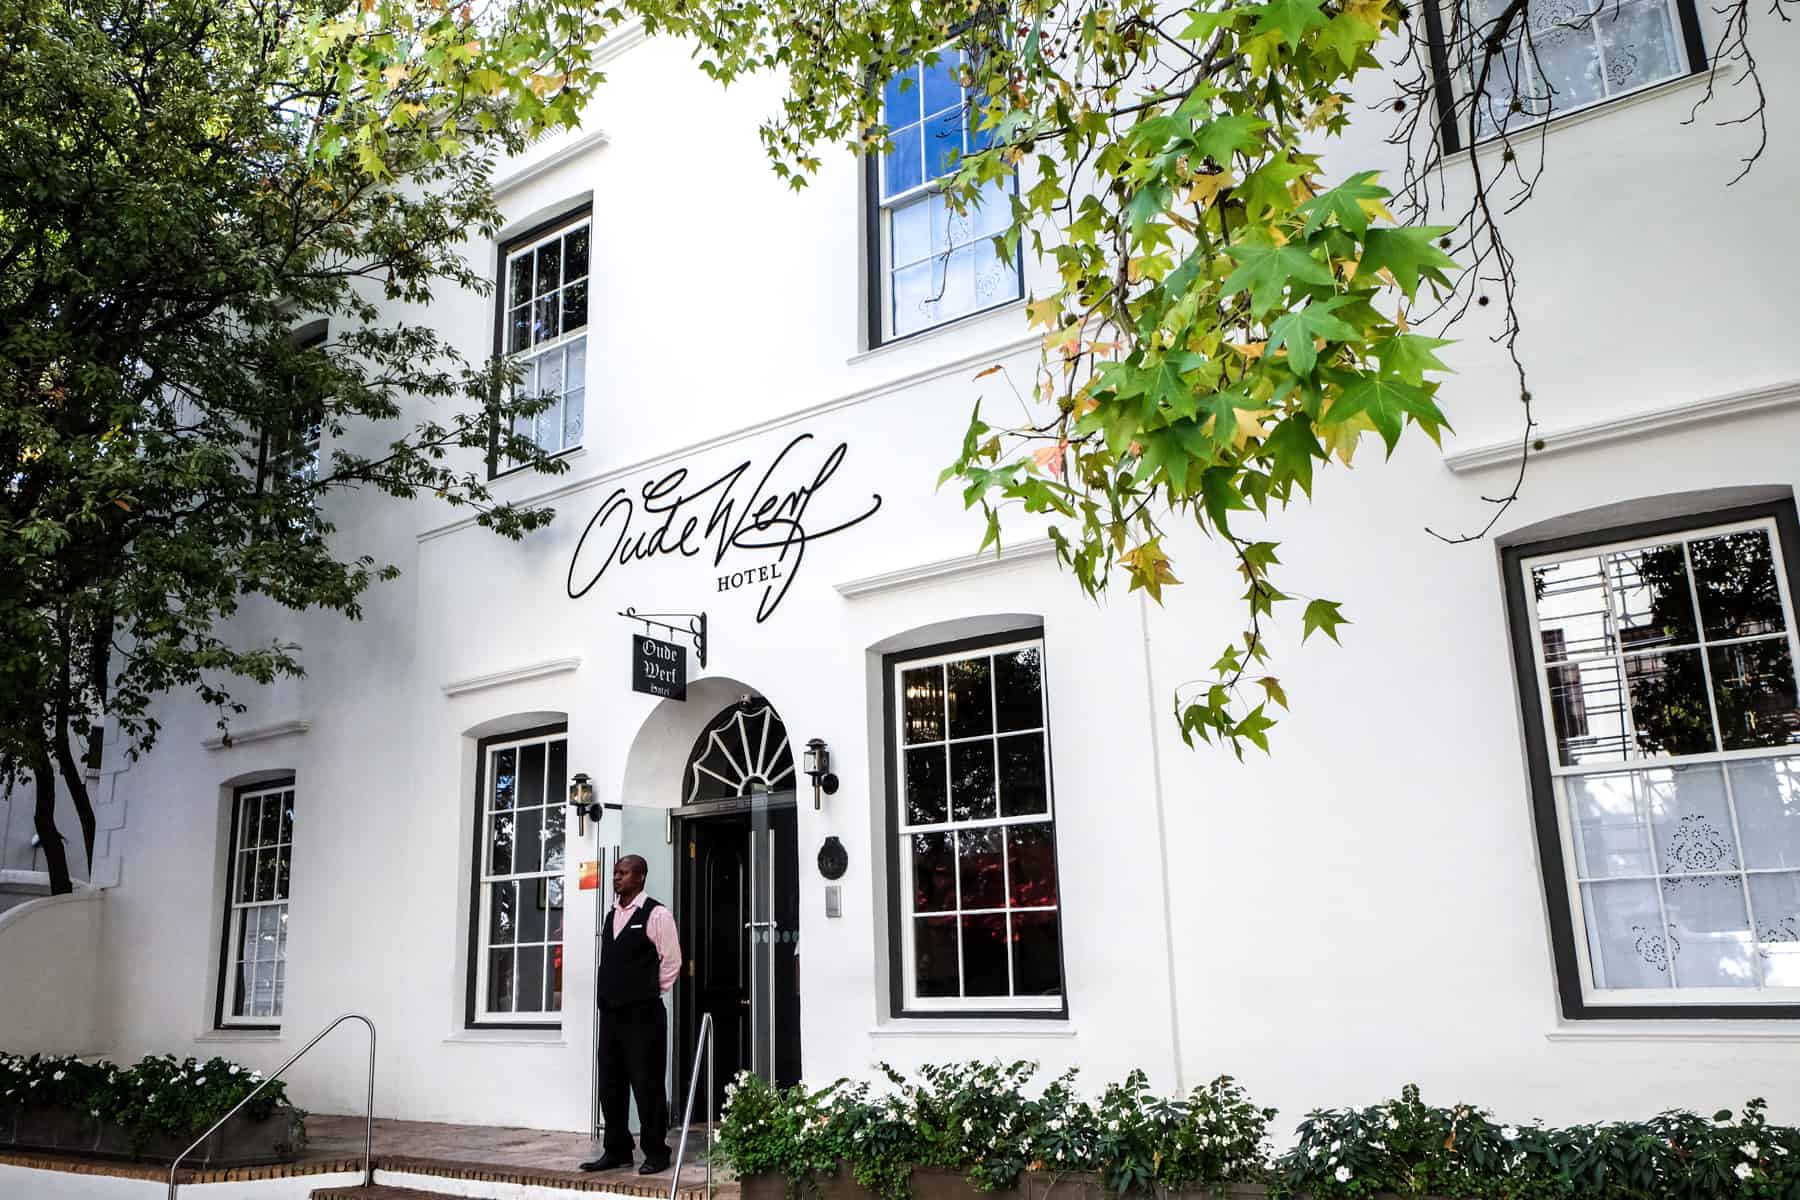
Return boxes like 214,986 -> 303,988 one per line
676,800 -> 800,1116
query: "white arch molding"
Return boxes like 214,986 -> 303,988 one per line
617,676 -> 788,808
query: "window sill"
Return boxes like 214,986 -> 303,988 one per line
195,1030 -> 282,1044
849,299 -> 1028,368
870,1019 -> 1077,1039
1546,1022 -> 1800,1044
1442,70 -> 1710,167
444,1029 -> 567,1047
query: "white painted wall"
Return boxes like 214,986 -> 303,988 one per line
2,11 -> 1794,1147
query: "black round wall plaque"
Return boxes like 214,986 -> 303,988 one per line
817,836 -> 848,880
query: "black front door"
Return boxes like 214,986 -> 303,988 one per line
677,796 -> 801,1116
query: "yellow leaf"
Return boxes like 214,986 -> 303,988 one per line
1232,407 -> 1274,448
1186,170 -> 1236,209
1032,441 -> 1069,479
972,364 -> 1004,380
1026,297 -> 1061,329
1227,340 -> 1267,360
1320,410 -> 1376,465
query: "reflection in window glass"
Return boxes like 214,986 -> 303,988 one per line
895,638 -> 1061,1009
499,219 -> 590,466
475,732 -> 567,1021
223,784 -> 295,1024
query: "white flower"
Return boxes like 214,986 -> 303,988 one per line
1307,1147 -> 1320,1160
1735,1164 -> 1754,1181
1370,1140 -> 1386,1151
90,1109 -> 99,1117
1502,1126 -> 1519,1140
1775,1146 -> 1790,1156
53,1070 -> 65,1081
148,1093 -> 157,1102
228,1066 -> 240,1075
1335,1166 -> 1351,1183
1742,1143 -> 1760,1158
195,1076 -> 205,1086
1329,1140 -> 1341,1152
964,1118 -> 973,1133
1386,1116 -> 1400,1130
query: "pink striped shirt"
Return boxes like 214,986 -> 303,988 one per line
611,892 -> 682,995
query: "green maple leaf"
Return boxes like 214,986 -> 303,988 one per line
1300,170 -> 1388,236
1263,414 -> 1325,495
1302,598 -> 1349,644
1253,0 -> 1329,50
1234,156 -> 1310,223
1197,385 -> 1261,449
1314,12 -> 1380,68
1267,295 -> 1360,376
1259,676 -> 1290,710
1231,703 -> 1278,756
1192,113 -> 1270,164
1221,238 -> 1335,316
1327,375 -> 1450,452
1373,333 -> 1454,385
1356,226 -> 1458,298
1200,466 -> 1250,533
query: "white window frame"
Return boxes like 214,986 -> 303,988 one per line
497,215 -> 590,469
892,635 -> 1063,1014
1521,514 -> 1800,1010
471,729 -> 568,1026
871,46 -> 1023,345
219,781 -> 294,1028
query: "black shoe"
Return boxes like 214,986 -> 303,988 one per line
638,1159 -> 671,1175
580,1155 -> 634,1172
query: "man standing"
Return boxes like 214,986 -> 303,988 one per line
581,853 -> 682,1175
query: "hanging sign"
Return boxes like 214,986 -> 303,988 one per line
632,634 -> 687,700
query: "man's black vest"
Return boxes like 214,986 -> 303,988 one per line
597,896 -> 663,1009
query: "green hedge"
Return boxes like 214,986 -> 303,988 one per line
718,1065 -> 1800,1200
0,1051 -> 300,1154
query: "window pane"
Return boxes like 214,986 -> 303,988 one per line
489,880 -> 517,945
1544,657 -> 1630,764
921,52 -> 961,117
914,916 -> 958,996
1749,872 -> 1800,985
491,749 -> 516,810
519,876 -> 548,943
547,879 -> 566,943
961,914 -> 1009,996
255,849 -> 279,902
884,124 -> 924,198
974,237 -> 1019,307
514,806 -> 543,876
564,339 -> 586,401
1532,557 -> 1615,660
911,833 -> 955,913
537,349 -> 564,402
1581,879 -> 1672,989
1566,772 -> 1653,878
1709,640 -> 1800,750
1726,756 -> 1800,869
237,850 -> 257,902
1661,877 -> 1757,987
950,741 -> 997,822
508,304 -> 532,354
903,666 -> 945,744
957,827 -> 1005,910
891,258 -> 937,338
1530,22 -> 1606,115
273,847 -> 291,902
252,962 -> 276,1018
277,907 -> 288,956
1691,530 -> 1785,640
924,108 -> 963,179
508,254 -> 532,308
563,388 -> 585,449
487,949 -> 515,1013
946,657 -> 992,738
563,279 -> 589,332
279,795 -> 295,843
1643,765 -> 1735,876
1006,824 -> 1059,907
489,813 -> 514,875
1596,0 -> 1681,94
1624,648 -> 1715,757
549,944 -> 565,1011
884,67 -> 920,124
534,241 -> 561,295
999,732 -> 1049,816
535,391 -> 561,451
516,945 -> 547,1013
234,962 -> 251,1017
533,295 -> 560,344
273,961 -> 286,1017
565,226 -> 591,280
891,195 -> 936,268
1012,911 -> 1062,996
257,796 -> 281,847
1608,543 -> 1697,652
994,648 -> 1043,732
904,746 -> 948,825
934,245 -> 977,321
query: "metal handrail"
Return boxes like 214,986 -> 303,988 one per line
668,1011 -> 715,1200
167,1011 -> 376,1200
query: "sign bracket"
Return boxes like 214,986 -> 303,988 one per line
617,607 -> 708,668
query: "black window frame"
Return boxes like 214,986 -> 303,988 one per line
1422,0 -> 1709,154
1502,495 -> 1800,1020
882,626 -> 1070,1020
487,204 -> 594,481
214,776 -> 296,1032
465,721 -> 571,1030
861,40 -> 1025,351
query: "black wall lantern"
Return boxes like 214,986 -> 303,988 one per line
802,739 -> 839,809
568,771 -> 601,834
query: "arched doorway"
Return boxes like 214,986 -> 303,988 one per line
673,698 -> 801,1114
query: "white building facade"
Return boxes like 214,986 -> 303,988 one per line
5,9 -> 1800,1142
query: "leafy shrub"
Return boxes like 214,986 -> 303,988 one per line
0,1051 -> 301,1155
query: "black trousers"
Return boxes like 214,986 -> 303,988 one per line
598,999 -> 669,1161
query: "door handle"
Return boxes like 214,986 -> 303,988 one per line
743,920 -> 774,930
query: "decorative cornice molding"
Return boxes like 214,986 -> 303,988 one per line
491,129 -> 610,198
591,17 -> 650,66
442,656 -> 582,698
1444,378 -> 1800,473
418,333 -> 1042,543
835,537 -> 1056,599
202,720 -> 310,752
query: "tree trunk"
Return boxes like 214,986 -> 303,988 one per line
33,749 -> 74,895
54,712 -> 98,872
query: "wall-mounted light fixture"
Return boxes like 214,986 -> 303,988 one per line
568,771 -> 601,835
802,739 -> 839,810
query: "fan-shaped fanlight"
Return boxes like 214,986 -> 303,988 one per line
684,701 -> 796,803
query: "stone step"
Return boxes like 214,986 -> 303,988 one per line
312,1187 -> 475,1200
